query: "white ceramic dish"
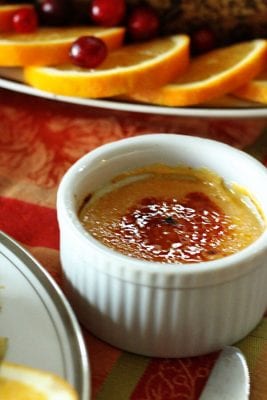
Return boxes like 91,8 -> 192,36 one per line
0,67 -> 267,119
0,231 -> 90,400
57,134 -> 267,358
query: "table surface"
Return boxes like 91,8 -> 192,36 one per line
0,88 -> 267,400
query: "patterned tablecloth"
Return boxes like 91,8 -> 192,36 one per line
0,87 -> 267,399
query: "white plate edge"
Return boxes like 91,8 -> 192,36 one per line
0,230 -> 91,400
0,71 -> 267,119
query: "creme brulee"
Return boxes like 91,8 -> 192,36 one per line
79,164 -> 265,264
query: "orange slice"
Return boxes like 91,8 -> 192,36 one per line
0,4 -> 34,32
0,26 -> 125,66
125,39 -> 267,106
199,94 -> 264,108
0,361 -> 78,400
23,34 -> 190,98
233,69 -> 267,104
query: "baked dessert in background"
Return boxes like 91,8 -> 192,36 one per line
17,0 -> 267,46
127,0 -> 267,45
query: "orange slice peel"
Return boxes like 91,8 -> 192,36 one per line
23,34 -> 190,98
233,69 -> 267,104
125,39 -> 267,106
0,26 -> 125,66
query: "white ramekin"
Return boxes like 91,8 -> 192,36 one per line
57,134 -> 267,358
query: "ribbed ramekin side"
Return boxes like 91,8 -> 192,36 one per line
60,226 -> 267,357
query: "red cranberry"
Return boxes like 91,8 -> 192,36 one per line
191,28 -> 216,55
69,36 -> 108,68
89,0 -> 126,27
12,8 -> 38,33
37,0 -> 73,26
127,5 -> 159,41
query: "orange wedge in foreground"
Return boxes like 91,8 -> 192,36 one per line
0,26 -> 125,66
0,4 -> 34,32
23,34 -> 190,98
233,70 -> 267,104
125,39 -> 267,106
0,361 -> 78,400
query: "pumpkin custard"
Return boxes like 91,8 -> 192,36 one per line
79,164 -> 265,264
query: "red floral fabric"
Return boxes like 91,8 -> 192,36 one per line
1,88 -> 267,399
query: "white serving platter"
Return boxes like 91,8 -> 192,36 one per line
0,67 -> 267,119
0,230 -> 90,400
